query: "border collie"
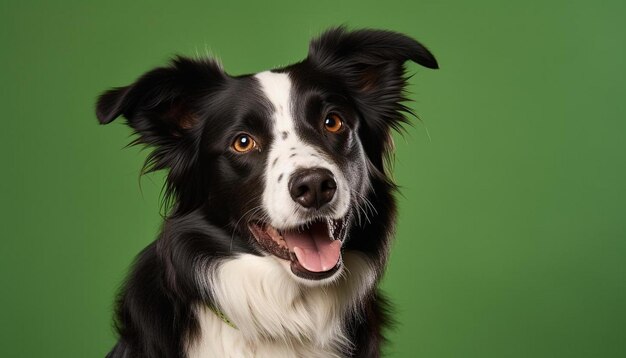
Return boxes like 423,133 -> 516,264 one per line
96,27 -> 437,358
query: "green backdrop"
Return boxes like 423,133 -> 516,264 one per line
2,1 -> 625,357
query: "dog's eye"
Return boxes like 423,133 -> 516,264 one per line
232,134 -> 257,153
324,113 -> 343,133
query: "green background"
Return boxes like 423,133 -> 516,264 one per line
2,0 -> 625,357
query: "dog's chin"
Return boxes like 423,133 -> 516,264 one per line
249,217 -> 349,284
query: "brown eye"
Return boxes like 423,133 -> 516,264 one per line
324,113 -> 343,133
232,134 -> 257,153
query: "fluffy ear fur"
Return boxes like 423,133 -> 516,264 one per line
96,56 -> 225,138
307,27 -> 438,178
308,26 -> 438,71
96,57 -> 226,211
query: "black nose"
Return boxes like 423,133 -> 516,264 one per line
289,168 -> 337,209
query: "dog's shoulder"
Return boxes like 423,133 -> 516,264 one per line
109,243 -> 193,357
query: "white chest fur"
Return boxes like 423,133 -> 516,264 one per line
187,253 -> 376,358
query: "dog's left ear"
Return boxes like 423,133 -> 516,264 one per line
308,27 -> 437,94
307,27 -> 438,125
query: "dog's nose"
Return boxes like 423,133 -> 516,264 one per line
289,168 -> 337,209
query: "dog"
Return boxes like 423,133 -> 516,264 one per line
96,27 -> 437,358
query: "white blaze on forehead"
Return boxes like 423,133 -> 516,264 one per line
254,71 -> 350,229
255,71 -> 294,133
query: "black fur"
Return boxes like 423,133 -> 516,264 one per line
97,27 -> 437,357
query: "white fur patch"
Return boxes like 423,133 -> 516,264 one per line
254,71 -> 351,229
187,252 -> 376,357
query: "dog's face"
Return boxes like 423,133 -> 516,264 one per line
97,27 -> 437,284
232,69 -> 368,282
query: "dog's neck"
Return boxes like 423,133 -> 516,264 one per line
188,251 -> 376,357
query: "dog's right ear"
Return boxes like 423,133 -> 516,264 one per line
96,57 -> 225,141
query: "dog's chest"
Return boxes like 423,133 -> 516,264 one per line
187,253 -> 375,358
188,309 -> 343,358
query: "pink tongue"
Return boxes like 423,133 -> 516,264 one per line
283,223 -> 341,272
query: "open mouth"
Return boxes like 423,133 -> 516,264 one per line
249,218 -> 348,280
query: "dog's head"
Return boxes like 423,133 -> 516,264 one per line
97,27 -> 437,284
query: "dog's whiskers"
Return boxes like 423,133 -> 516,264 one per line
349,188 -> 377,227
229,195 -> 266,252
